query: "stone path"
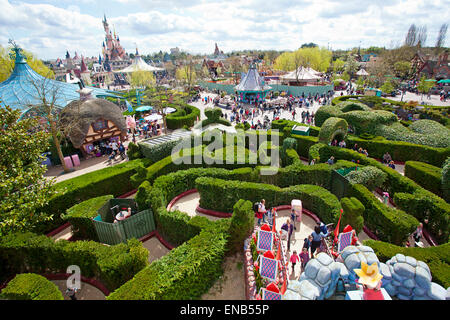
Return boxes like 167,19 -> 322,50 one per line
50,280 -> 105,300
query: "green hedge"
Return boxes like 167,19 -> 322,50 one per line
443,157 -> 450,202
291,134 -> 319,158
0,233 -> 148,291
228,199 -> 255,254
348,184 -> 418,245
37,159 -> 150,234
404,161 -> 443,197
144,167 -> 253,246
0,273 -> 64,300
166,103 -> 201,129
345,135 -> 450,167
364,240 -> 450,288
318,117 -> 348,144
107,225 -> 229,300
62,195 -> 114,241
309,143 -> 450,243
340,197 -> 364,234
195,177 -> 342,224
139,137 -> 187,164
271,119 -> 320,136
126,142 -> 142,160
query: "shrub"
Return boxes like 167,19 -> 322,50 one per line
0,233 -> 148,291
35,159 -> 150,234
292,134 -> 319,158
442,157 -> 450,202
271,119 -> 321,136
138,138 -> 186,164
0,273 -> 64,300
228,199 -> 255,254
348,184 -> 419,245
404,161 -> 442,197
166,104 -> 201,129
345,135 -> 450,167
340,197 -> 365,234
62,195 -> 114,241
126,142 -> 142,160
364,240 -> 450,288
195,177 -> 342,224
346,166 -> 387,191
107,227 -> 228,300
318,117 -> 348,144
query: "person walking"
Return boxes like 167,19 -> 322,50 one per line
290,250 -> 300,274
311,226 -> 326,257
299,247 -> 310,272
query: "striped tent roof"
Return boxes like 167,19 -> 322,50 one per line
235,64 -> 272,92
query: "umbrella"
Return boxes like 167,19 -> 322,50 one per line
163,107 -> 177,114
144,114 -> 163,122
437,79 -> 450,83
136,106 -> 153,112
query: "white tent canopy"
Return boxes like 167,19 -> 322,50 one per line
115,55 -> 164,73
280,66 -> 322,81
356,69 -> 369,76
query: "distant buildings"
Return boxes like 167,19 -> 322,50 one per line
411,50 -> 450,80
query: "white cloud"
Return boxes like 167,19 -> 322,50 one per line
0,0 -> 448,60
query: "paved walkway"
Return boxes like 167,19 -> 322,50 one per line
51,280 -> 105,300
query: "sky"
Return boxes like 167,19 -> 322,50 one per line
0,0 -> 448,60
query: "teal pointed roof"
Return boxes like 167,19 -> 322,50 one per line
235,63 -> 272,92
0,46 -> 120,113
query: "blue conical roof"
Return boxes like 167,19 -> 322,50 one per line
0,47 -> 120,112
235,63 -> 272,92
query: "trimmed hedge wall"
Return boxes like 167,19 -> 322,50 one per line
107,224 -> 229,300
62,195 -> 114,241
166,103 -> 201,129
195,177 -> 342,224
310,143 -> 450,243
348,184 -> 418,245
0,273 -> 64,300
0,233 -> 148,291
345,135 -> 450,167
37,159 -> 150,234
271,119 -> 321,136
404,161 -> 443,197
340,197 -> 365,234
364,240 -> 450,288
318,117 -> 348,144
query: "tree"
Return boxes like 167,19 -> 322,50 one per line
417,76 -> 434,97
176,60 -> 196,91
0,105 -> 57,236
394,61 -> 411,79
417,25 -> 427,47
345,56 -> 359,80
273,47 -> 332,72
0,42 -> 55,82
127,69 -> 156,89
332,58 -> 346,73
436,23 -> 448,48
301,43 -> 318,48
405,24 -> 417,47
380,79 -> 394,94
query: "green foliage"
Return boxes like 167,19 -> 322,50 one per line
228,199 -> 255,254
196,177 -> 342,224
271,119 -> 321,136
0,233 -> 148,291
364,240 -> 450,288
62,195 -> 114,241
0,105 -> 56,236
340,197 -> 365,234
107,228 -> 228,300
346,166 -> 388,191
292,134 -> 319,158
348,184 -> 418,244
345,135 -> 450,167
126,142 -> 142,160
166,103 -> 201,129
404,161 -> 442,197
318,117 -> 348,144
39,159 -> 150,234
0,273 -> 64,300
139,137 -> 185,164
442,157 -> 450,202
